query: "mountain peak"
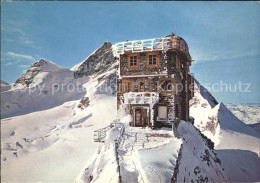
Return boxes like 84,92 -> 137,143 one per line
13,58 -> 67,88
71,41 -> 116,78
102,41 -> 112,48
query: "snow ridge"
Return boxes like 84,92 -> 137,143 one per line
174,121 -> 228,182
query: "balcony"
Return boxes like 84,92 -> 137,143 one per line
123,92 -> 159,105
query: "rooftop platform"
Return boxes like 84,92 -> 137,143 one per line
114,34 -> 191,61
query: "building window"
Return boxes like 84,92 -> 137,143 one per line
160,80 -> 173,92
128,54 -> 138,68
139,80 -> 150,92
158,106 -> 167,119
149,55 -> 157,65
147,52 -> 159,67
122,81 -> 132,93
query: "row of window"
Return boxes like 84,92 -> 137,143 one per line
120,79 -> 173,93
127,52 -> 181,69
128,53 -> 159,68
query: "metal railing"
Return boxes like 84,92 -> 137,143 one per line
93,121 -> 125,142
93,120 -> 125,182
114,124 -> 125,183
123,92 -> 159,105
115,37 -> 172,54
93,124 -> 113,142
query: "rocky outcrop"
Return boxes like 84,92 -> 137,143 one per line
77,97 -> 90,110
72,42 -> 116,78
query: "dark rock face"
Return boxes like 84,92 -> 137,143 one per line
95,71 -> 117,95
77,97 -> 90,110
73,42 -> 116,78
13,59 -> 47,88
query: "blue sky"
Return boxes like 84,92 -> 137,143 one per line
1,1 -> 260,104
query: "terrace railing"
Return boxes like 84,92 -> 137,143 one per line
93,120 -> 125,142
123,92 -> 159,105
114,37 -> 172,54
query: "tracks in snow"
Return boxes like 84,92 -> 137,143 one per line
118,127 -> 174,183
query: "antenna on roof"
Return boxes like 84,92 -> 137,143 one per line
173,25 -> 176,35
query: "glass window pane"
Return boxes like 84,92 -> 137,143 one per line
158,106 -> 167,119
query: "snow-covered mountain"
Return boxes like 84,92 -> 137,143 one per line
226,104 -> 260,124
1,80 -> 11,92
1,59 -> 88,118
1,43 -> 260,182
71,41 -> 115,78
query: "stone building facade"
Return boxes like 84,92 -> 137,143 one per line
115,34 -> 194,128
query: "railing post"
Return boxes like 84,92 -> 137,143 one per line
115,139 -> 122,183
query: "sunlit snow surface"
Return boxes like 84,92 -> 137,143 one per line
1,65 -> 117,182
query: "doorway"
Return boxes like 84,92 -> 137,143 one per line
135,107 -> 149,127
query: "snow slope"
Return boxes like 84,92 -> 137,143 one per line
190,80 -> 260,182
75,121 -> 229,183
75,124 -> 182,183
1,93 -> 116,182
